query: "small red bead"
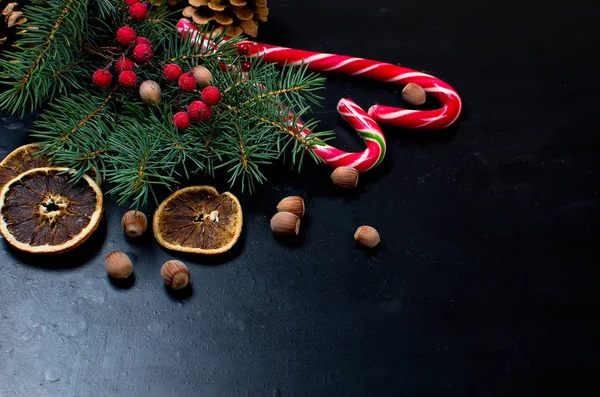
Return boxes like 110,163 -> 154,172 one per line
118,70 -> 138,88
92,69 -> 112,89
163,64 -> 183,82
115,57 -> 135,73
241,61 -> 251,72
133,44 -> 152,64
129,3 -> 148,21
178,72 -> 197,92
173,112 -> 191,131
187,101 -> 213,122
237,43 -> 250,56
124,0 -> 140,5
201,86 -> 221,106
116,26 -> 137,46
134,36 -> 151,48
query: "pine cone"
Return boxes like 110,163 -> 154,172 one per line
1,2 -> 27,48
182,0 -> 269,38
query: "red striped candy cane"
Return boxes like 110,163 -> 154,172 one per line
175,19 -> 460,171
294,98 -> 386,172
241,43 -> 462,131
175,19 -> 462,130
253,81 -> 386,172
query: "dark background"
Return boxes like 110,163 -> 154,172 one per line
1,0 -> 599,396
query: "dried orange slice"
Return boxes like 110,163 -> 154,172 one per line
0,143 -> 101,189
0,167 -> 104,254
153,186 -> 243,255
0,143 -> 52,189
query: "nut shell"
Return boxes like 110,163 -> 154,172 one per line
331,166 -> 359,189
105,250 -> 133,279
191,65 -> 214,87
161,260 -> 190,290
139,80 -> 162,105
354,226 -> 380,248
276,196 -> 305,218
402,82 -> 426,106
121,210 -> 147,237
270,211 -> 300,236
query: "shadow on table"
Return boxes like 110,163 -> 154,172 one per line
165,283 -> 194,301
4,217 -> 108,270
108,273 -> 136,289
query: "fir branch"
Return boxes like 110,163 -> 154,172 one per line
59,88 -> 116,145
91,0 -> 118,20
162,25 -> 241,67
136,2 -> 180,52
51,59 -> 84,79
1,0 -> 334,208
251,61 -> 326,110
0,0 -> 88,115
104,113 -> 182,208
30,91 -> 115,181
21,0 -> 79,83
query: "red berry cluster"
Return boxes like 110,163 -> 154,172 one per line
92,25 -> 154,89
122,1 -> 149,21
237,43 -> 252,73
160,63 -> 222,131
171,85 -> 222,131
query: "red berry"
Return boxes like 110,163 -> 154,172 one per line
241,61 -> 251,72
163,64 -> 182,82
124,0 -> 140,5
178,72 -> 196,92
116,26 -> 137,46
133,44 -> 152,64
115,57 -> 135,73
173,112 -> 191,131
218,63 -> 235,73
201,86 -> 221,106
92,69 -> 112,89
187,101 -> 213,122
237,43 -> 250,56
118,70 -> 138,87
129,3 -> 148,20
134,36 -> 151,48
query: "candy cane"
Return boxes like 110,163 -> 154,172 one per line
294,98 -> 386,172
176,19 -> 462,130
175,19 -> 461,170
243,44 -> 462,131
258,84 -> 385,172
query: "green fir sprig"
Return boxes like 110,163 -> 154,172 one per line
0,0 -> 89,115
1,0 -> 333,209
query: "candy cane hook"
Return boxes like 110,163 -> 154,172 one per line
242,42 -> 462,131
294,98 -> 386,172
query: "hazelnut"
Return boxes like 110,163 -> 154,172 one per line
121,210 -> 147,237
191,65 -> 213,87
354,226 -> 380,248
276,196 -> 305,218
161,260 -> 190,290
270,211 -> 300,236
105,250 -> 133,279
139,80 -> 162,105
402,82 -> 426,106
331,166 -> 359,189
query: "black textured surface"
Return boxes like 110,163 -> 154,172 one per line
1,1 -> 599,396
